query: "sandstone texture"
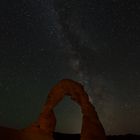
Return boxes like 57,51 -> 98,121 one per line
0,79 -> 106,140
23,79 -> 106,140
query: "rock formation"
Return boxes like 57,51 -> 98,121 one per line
23,79 -> 106,140
0,79 -> 106,140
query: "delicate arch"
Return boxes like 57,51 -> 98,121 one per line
24,79 -> 106,140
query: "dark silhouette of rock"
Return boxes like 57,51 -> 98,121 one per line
0,79 -> 106,140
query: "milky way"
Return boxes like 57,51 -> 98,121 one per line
52,0 -> 140,134
0,0 -> 140,135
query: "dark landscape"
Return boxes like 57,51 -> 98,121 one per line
54,132 -> 140,140
0,126 -> 140,140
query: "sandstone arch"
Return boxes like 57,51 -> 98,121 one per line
23,79 -> 106,140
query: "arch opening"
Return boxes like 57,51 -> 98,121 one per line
54,96 -> 82,134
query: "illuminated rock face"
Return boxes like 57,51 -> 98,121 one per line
24,79 -> 106,140
0,79 -> 106,140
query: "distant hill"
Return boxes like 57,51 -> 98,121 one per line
107,134 -> 140,140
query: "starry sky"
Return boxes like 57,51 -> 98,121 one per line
0,0 -> 140,135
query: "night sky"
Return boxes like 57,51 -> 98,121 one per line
0,0 -> 140,135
